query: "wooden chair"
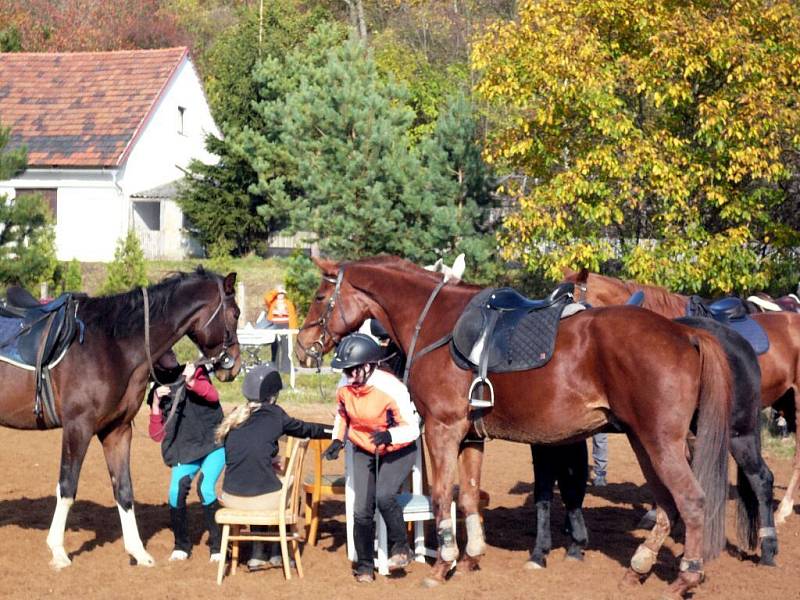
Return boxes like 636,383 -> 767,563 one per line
302,439 -> 345,546
215,438 -> 310,583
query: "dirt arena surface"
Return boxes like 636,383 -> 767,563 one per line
0,404 -> 798,600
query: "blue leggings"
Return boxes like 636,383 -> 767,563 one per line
168,447 -> 225,507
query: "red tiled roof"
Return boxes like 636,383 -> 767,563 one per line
0,47 -> 188,168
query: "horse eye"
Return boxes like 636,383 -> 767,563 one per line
315,294 -> 325,302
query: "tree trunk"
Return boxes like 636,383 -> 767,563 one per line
344,0 -> 367,42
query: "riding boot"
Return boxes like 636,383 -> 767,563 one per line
202,500 -> 222,554
170,506 -> 191,554
380,503 -> 410,556
353,518 -> 376,576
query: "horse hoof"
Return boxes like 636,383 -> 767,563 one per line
619,569 -> 643,589
49,549 -> 71,570
565,551 -> 584,562
524,555 -> 546,570
134,551 -> 156,567
421,577 -> 441,588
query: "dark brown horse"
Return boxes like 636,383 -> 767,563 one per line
563,268 -> 800,527
0,268 -> 241,568
297,256 -> 733,598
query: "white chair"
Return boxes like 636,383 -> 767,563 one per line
345,437 -> 456,576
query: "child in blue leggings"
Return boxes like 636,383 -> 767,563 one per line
148,349 -> 225,562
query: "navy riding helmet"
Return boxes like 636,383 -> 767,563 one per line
241,362 -> 283,403
331,333 -> 384,370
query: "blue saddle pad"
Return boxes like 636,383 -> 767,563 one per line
0,316 -> 26,364
727,317 -> 770,355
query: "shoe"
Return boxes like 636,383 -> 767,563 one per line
247,558 -> 269,572
268,554 -> 296,569
169,549 -> 189,561
592,475 -> 607,487
209,552 -> 222,563
354,570 -> 375,583
387,549 -> 413,571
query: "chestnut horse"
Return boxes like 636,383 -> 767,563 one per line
0,268 -> 241,568
297,256 -> 733,598
563,268 -> 800,527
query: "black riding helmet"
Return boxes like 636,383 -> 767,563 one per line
241,362 -> 283,403
331,333 -> 384,369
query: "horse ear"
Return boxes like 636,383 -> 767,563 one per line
576,268 -> 589,284
223,272 -> 237,295
312,257 -> 338,276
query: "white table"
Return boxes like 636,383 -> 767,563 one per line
235,327 -> 299,388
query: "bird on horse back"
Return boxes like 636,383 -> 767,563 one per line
297,255 -> 733,598
563,267 -> 800,528
0,267 -> 241,569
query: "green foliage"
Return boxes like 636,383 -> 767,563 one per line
0,125 -> 57,289
102,230 -> 149,294
53,258 -> 83,294
240,24 -> 498,268
476,0 -> 800,294
0,26 -> 22,52
284,250 -> 320,319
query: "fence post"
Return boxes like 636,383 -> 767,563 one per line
237,281 -> 246,328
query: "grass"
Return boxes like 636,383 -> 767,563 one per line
762,431 -> 796,460
214,369 -> 341,407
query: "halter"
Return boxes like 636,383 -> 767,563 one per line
142,277 -> 236,386
574,279 -> 588,305
296,269 -> 350,365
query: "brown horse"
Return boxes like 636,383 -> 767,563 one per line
297,256 -> 733,598
0,268 -> 241,568
563,268 -> 800,527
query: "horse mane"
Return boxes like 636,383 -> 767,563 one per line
589,272 -> 687,313
347,255 -> 482,292
79,267 -> 221,338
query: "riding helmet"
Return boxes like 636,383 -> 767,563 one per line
242,363 -> 283,403
331,333 -> 385,370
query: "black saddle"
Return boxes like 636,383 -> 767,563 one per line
686,295 -> 769,355
451,283 -> 575,375
0,287 -> 85,426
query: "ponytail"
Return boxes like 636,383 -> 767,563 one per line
215,402 -> 261,444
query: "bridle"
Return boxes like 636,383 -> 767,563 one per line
142,277 -> 237,386
574,279 -> 588,305
296,269 -> 351,366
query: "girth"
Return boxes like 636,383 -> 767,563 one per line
686,295 -> 769,355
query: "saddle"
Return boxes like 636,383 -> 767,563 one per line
451,283 -> 575,407
686,295 -> 769,355
0,287 -> 85,427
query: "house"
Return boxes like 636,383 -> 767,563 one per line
0,47 -> 218,261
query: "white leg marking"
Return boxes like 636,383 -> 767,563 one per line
47,484 -> 74,569
465,513 -> 486,557
117,504 -> 155,566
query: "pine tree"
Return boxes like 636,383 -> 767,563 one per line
102,230 -> 148,295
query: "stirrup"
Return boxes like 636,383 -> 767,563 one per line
468,377 -> 494,408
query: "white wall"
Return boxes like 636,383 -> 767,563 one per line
0,170 -> 125,262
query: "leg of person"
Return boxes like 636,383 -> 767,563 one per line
168,462 -> 201,560
591,433 -> 608,486
197,447 -> 226,561
351,447 -> 378,582
375,443 -> 417,571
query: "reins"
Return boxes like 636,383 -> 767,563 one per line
402,278 -> 448,386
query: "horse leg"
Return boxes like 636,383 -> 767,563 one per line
775,399 -> 800,525
47,421 -> 93,569
621,434 -> 678,588
99,423 -> 155,566
558,441 -> 589,562
422,419 -> 466,586
457,440 -> 485,572
524,444 -> 554,569
729,433 -> 777,565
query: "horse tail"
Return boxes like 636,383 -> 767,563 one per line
693,330 -> 732,561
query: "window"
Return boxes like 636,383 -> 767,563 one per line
177,105 -> 186,135
15,188 -> 57,218
133,201 -> 161,231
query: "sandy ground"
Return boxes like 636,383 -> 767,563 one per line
0,404 -> 798,600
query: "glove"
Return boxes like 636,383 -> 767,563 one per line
370,430 -> 392,447
323,439 -> 344,461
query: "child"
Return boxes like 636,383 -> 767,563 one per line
148,348 -> 224,561
215,362 -> 332,570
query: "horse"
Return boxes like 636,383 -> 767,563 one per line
563,268 -> 800,528
0,268 -> 241,568
296,256 -> 734,598
527,315 -> 774,568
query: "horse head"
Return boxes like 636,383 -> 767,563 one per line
185,271 -> 242,382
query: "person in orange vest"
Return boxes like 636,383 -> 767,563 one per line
323,333 -> 420,583
262,285 -> 297,372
